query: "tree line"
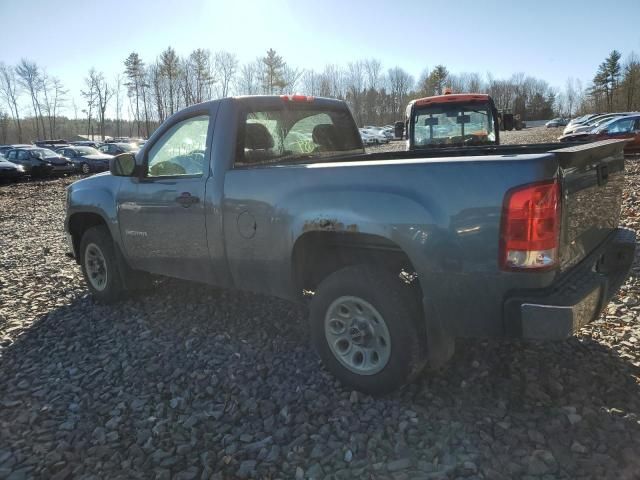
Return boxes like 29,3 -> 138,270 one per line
1,47 -> 639,144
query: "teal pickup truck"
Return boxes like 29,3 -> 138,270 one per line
65,95 -> 635,393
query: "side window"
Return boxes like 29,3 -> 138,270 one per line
609,118 -> 635,134
147,115 -> 209,177
17,151 -> 29,160
7,151 -> 16,160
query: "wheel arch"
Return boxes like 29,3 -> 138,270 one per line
67,212 -> 110,264
291,230 -> 421,296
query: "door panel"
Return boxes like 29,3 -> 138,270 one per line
117,114 -> 213,282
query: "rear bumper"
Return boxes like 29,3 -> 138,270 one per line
504,228 -> 636,339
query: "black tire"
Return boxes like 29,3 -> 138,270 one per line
79,225 -> 125,304
81,162 -> 90,174
310,265 -> 426,395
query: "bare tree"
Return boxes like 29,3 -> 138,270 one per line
387,67 -> 413,119
281,65 -> 303,93
41,74 -> 67,138
0,62 -> 23,142
71,98 -> 79,121
564,77 -> 577,117
346,61 -> 366,123
236,60 -> 261,95
301,69 -> 319,96
214,51 -> 238,97
88,70 -> 114,140
114,74 -> 123,137
16,59 -> 46,139
364,59 -> 382,90
318,64 -> 346,99
82,69 -> 98,139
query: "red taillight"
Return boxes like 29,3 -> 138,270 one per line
499,180 -> 561,271
280,94 -> 314,102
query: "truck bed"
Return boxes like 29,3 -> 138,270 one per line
225,139 -> 627,336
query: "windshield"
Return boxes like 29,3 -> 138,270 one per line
592,116 -> 620,127
32,148 -> 58,158
76,146 -> 100,155
412,103 -> 496,147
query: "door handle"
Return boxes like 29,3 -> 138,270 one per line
175,192 -> 200,207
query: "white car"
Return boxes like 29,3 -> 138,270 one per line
359,130 -> 377,145
360,128 -> 389,144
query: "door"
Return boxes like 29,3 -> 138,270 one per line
118,114 -> 213,282
607,117 -> 637,146
16,150 -> 33,171
631,118 -> 640,153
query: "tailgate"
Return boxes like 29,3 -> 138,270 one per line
553,140 -> 627,271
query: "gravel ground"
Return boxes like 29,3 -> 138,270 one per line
1,133 -> 640,479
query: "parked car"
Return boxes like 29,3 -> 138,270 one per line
567,115 -> 623,135
359,129 -> 377,145
360,128 -> 389,144
0,144 -> 31,157
566,114 -> 601,129
34,139 -> 70,150
70,140 -> 103,149
0,157 -> 26,181
562,113 -> 632,136
545,118 -> 569,128
559,114 -> 640,153
98,142 -> 139,155
57,146 -> 113,174
64,95 -> 634,394
5,147 -> 74,177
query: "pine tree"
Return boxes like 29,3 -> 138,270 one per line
262,49 -> 286,94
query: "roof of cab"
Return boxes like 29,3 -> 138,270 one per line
410,93 -> 490,107
230,94 -> 349,108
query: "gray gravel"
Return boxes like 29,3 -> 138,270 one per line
1,139 -> 640,479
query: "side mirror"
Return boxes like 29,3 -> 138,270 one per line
110,153 -> 137,177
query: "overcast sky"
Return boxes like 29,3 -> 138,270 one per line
2,0 -> 640,117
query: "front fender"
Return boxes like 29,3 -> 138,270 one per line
65,175 -> 122,249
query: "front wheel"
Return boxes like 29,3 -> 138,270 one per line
79,226 -> 125,303
310,265 -> 426,394
81,162 -> 90,174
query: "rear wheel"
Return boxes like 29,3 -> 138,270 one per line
81,162 -> 90,174
310,265 -> 426,394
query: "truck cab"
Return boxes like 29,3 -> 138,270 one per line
405,92 -> 500,150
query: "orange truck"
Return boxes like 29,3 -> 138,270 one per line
405,91 -> 500,150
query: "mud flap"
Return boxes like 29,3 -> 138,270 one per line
422,297 -> 455,369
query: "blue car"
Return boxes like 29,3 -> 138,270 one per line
57,146 -> 113,174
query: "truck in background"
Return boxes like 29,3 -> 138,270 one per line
405,91 -> 500,150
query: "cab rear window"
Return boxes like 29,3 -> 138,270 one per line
235,106 -> 362,167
